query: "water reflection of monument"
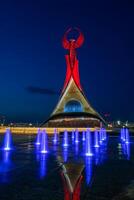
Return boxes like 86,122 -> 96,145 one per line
44,28 -> 105,128
61,163 -> 84,200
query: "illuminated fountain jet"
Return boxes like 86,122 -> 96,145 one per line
120,128 -> 126,142
99,129 -> 103,145
94,130 -> 99,148
103,128 -> 107,141
3,128 -> 13,151
53,128 -> 58,144
125,128 -> 130,144
40,130 -> 48,154
63,130 -> 68,147
75,129 -> 79,143
82,131 -> 86,141
101,128 -> 105,141
72,130 -> 75,140
85,129 -> 93,156
35,128 -> 41,145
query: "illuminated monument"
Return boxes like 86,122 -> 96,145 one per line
44,28 -> 105,128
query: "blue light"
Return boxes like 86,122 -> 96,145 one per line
63,130 -> 68,147
63,148 -> 68,162
85,129 -> 93,156
64,100 -> 83,112
75,129 -> 79,143
82,131 -> 86,141
122,142 -> 130,160
120,128 -> 123,140
94,130 -> 99,148
53,128 -> 58,144
99,129 -> 103,145
72,130 -> 75,140
85,156 -> 93,185
125,128 -> 129,144
2,128 -> 13,151
35,128 -> 41,145
126,143 -> 130,160
39,154 -> 47,179
40,130 -> 48,154
122,128 -> 126,142
0,151 -> 13,183
94,147 -> 100,165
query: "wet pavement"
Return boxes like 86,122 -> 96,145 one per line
0,133 -> 134,200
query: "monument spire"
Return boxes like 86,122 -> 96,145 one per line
62,28 -> 84,92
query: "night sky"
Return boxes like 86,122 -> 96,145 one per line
0,0 -> 134,123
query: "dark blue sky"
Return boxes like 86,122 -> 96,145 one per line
0,0 -> 134,123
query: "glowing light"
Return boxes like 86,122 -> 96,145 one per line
75,129 -> 79,143
35,128 -> 41,145
40,130 -> 48,154
121,128 -> 126,142
53,128 -> 58,144
94,130 -> 99,148
85,156 -> 92,184
126,143 -> 130,160
85,129 -> 93,156
99,129 -> 103,144
82,131 -> 86,141
72,130 -> 75,140
94,147 -> 100,165
125,128 -> 129,144
0,151 -> 13,183
64,100 -> 83,112
117,120 -> 121,125
39,154 -> 47,179
62,28 -> 84,92
63,148 -> 68,162
3,128 -> 12,151
63,130 -> 68,147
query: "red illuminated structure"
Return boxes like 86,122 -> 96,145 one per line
44,28 -> 105,128
61,163 -> 84,200
62,28 -> 84,92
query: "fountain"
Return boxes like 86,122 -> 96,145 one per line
85,129 -> 93,156
40,130 -> 48,153
82,131 -> 86,141
75,129 -> 79,143
53,128 -> 58,144
101,128 -> 106,141
99,129 -> 102,144
122,128 -> 126,142
72,130 -> 75,140
125,128 -> 129,144
3,128 -> 13,151
94,130 -> 99,148
63,130 -> 68,147
101,129 -> 104,141
35,128 -> 41,145
103,128 -> 107,141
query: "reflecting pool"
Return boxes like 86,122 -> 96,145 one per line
0,132 -> 134,200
